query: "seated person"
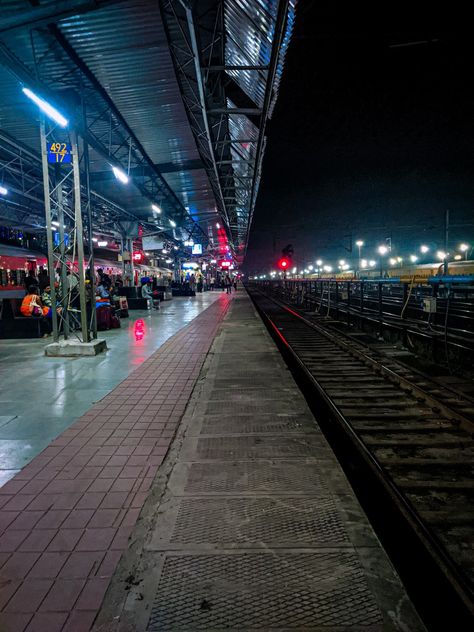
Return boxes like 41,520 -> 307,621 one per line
41,283 -> 62,318
20,286 -> 51,336
96,281 -> 110,299
21,286 -> 48,317
141,279 -> 159,310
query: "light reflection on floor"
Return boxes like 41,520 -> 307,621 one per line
0,293 -> 223,484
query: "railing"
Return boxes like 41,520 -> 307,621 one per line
249,278 -> 474,342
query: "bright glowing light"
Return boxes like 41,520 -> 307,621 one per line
292,267 -> 297,274
454,254 -> 462,260
173,246 -> 178,250
52,221 -> 60,227
162,249 -> 168,254
210,259 -> 217,264
316,259 -> 323,266
410,255 -> 418,263
437,250 -> 447,260
369,260 -> 376,267
397,257 -> 403,263
342,264 -> 350,270
389,258 -> 397,265
169,219 -> 176,228
308,265 -> 314,271
459,243 -> 469,252
152,204 -> 161,214
0,186 -> 8,196
22,87 -> 69,127
378,245 -> 388,255
323,265 -> 332,272
360,259 -> 368,268
339,259 -> 345,266
355,240 -> 364,247
216,222 -> 220,228
166,259 -> 173,264
112,166 -> 129,184
97,241 -> 108,247
420,245 -> 429,254
92,237 -> 98,242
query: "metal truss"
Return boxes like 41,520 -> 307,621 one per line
159,0 -> 293,261
0,131 -> 147,235
0,22 -> 206,241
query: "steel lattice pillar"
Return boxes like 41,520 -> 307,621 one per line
39,115 -> 96,344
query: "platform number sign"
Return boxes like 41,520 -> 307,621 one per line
47,142 -> 72,164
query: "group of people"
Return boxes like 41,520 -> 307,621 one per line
19,267 -> 123,336
208,274 -> 237,294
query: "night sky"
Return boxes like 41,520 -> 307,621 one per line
244,5 -> 474,273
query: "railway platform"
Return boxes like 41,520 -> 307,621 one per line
0,290 -> 424,631
94,291 -> 423,631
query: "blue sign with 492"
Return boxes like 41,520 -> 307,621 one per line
47,142 -> 72,164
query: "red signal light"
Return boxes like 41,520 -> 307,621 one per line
133,251 -> 143,263
278,257 -> 290,270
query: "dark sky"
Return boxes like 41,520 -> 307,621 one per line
244,5 -> 474,273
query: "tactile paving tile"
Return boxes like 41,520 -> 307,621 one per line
195,436 -> 324,459
183,462 -> 330,494
200,415 -> 316,435
147,552 -> 383,630
170,497 -> 350,545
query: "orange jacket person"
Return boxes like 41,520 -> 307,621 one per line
20,286 -> 49,317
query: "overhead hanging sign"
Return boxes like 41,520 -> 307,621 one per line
142,236 -> 164,251
47,142 -> 72,164
192,243 -> 202,255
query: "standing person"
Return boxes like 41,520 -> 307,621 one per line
225,273 -> 232,294
189,273 -> 196,294
210,275 -> 215,291
24,268 -> 38,290
196,271 -> 203,293
38,266 -> 49,291
233,276 -> 238,292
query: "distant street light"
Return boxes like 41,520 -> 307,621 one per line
316,259 -> 323,266
420,245 -> 429,254
459,243 -> 470,260
377,245 -> 388,276
369,260 -> 376,267
355,240 -> 364,277
437,250 -> 447,261
0,186 -> 8,196
339,259 -> 346,266
410,255 -> 418,263
389,258 -> 397,266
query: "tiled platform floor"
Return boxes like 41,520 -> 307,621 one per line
95,292 -> 425,631
0,292 -> 223,485
0,293 -> 231,632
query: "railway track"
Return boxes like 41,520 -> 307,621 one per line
248,287 -> 474,630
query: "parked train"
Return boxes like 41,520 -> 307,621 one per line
0,243 -> 172,292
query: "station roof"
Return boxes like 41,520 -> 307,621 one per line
0,0 -> 297,262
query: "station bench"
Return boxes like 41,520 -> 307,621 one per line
0,297 -> 44,338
